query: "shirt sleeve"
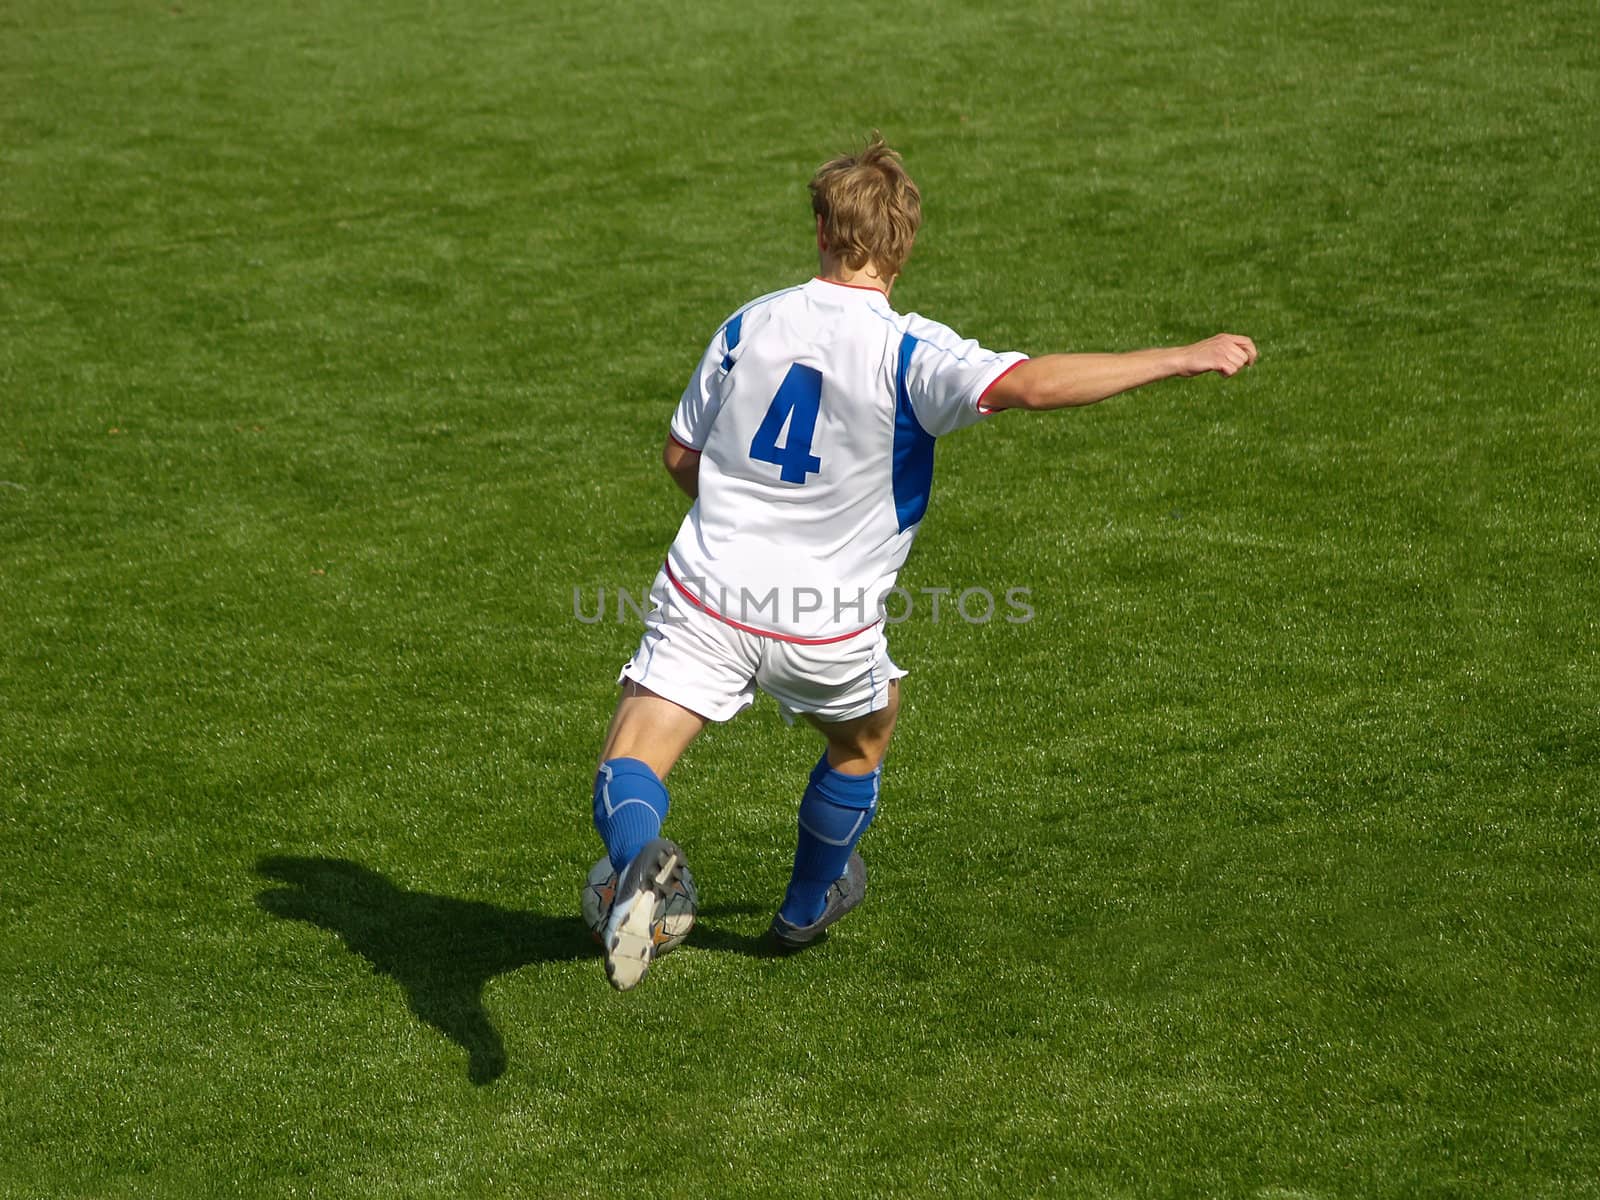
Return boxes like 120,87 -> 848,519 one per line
902,314 -> 1028,437
669,314 -> 741,451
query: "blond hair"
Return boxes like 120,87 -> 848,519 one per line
808,133 -> 922,279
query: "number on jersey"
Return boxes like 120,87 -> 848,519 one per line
750,364 -> 823,484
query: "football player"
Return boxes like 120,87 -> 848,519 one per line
593,134 -> 1256,989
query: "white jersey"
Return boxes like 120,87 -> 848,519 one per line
664,276 -> 1026,642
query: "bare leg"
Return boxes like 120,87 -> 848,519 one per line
599,680 -> 708,779
803,679 -> 900,774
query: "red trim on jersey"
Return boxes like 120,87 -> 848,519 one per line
664,563 -> 881,645
812,275 -> 890,296
667,431 -> 702,454
976,358 -> 1029,414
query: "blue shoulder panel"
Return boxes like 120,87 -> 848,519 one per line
720,310 -> 744,371
892,332 -> 935,532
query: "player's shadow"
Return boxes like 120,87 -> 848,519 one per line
254,855 -> 593,1086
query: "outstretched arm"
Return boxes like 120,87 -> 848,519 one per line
982,333 -> 1257,412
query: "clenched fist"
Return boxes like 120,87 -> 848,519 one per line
1176,333 -> 1258,378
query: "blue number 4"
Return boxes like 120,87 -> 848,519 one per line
749,364 -> 823,484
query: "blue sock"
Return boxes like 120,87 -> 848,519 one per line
779,753 -> 880,927
593,758 -> 670,872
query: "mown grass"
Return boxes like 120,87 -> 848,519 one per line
3,1 -> 1597,1196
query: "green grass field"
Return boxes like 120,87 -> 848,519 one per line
4,0 -> 1598,1195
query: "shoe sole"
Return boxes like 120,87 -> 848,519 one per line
604,840 -> 684,991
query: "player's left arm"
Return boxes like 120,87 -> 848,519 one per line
663,436 -> 700,499
982,334 -> 1258,411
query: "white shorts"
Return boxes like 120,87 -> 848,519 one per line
619,569 -> 906,724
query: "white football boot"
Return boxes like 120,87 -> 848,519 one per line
603,837 -> 688,991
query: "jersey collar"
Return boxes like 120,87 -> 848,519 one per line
808,276 -> 893,306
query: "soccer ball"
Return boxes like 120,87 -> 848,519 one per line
581,854 -> 698,954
